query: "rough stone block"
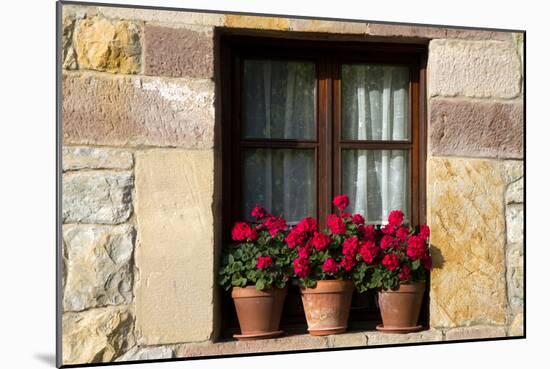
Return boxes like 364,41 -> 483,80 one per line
508,312 -> 524,336
74,16 -> 142,74
63,224 -> 135,311
175,341 -> 238,358
62,17 -> 77,70
97,7 -> 224,26
366,329 -> 443,345
444,28 -> 512,41
428,158 -> 509,327
62,73 -> 215,148
224,14 -> 290,30
429,98 -> 523,159
116,346 -> 174,362
290,19 -> 366,34
506,242 -> 524,309
506,204 -> 524,244
62,146 -> 133,171
428,40 -> 521,98
506,178 -> 524,204
328,332 -> 368,347
445,325 -> 507,340
144,24 -> 214,78
62,306 -> 135,365
62,171 -> 133,224
366,23 -> 445,39
134,150 -> 214,344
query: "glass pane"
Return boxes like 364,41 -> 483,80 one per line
243,60 -> 316,140
342,149 -> 409,224
341,64 -> 409,141
243,149 -> 316,223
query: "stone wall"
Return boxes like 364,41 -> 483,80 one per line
60,4 -> 524,365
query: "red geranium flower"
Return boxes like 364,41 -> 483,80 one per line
322,258 -> 339,273
382,253 -> 399,271
351,214 -> 365,225
311,231 -> 331,251
297,246 -> 311,259
333,194 -> 350,211
406,235 -> 427,260
388,210 -> 404,227
327,214 -> 346,235
361,224 -> 376,241
380,235 -> 397,250
285,229 -> 307,249
342,236 -> 360,257
231,222 -> 258,241
381,223 -> 395,235
419,224 -> 430,240
399,265 -> 411,281
262,215 -> 287,237
396,226 -> 409,242
251,206 -> 268,220
359,240 -> 379,264
256,255 -> 273,269
295,217 -> 318,234
293,257 -> 311,278
340,255 -> 357,271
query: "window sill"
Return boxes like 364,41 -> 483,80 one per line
175,328 -> 443,357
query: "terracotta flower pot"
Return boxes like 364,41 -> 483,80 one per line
231,286 -> 288,340
301,280 -> 354,336
377,281 -> 425,333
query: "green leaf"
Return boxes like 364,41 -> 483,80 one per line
256,279 -> 266,290
412,259 -> 421,270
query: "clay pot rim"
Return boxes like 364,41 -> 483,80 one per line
301,279 -> 354,294
379,280 -> 426,293
232,285 -> 288,298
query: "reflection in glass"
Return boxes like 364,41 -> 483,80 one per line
342,149 -> 408,224
243,60 -> 316,140
342,64 -> 409,141
243,149 -> 316,222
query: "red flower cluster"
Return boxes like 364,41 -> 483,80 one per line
359,240 -> 379,264
231,222 -> 258,242
382,253 -> 399,271
262,215 -> 288,237
406,235 -> 427,260
311,231 -> 331,251
322,258 -> 339,273
294,257 -> 310,278
256,255 -> 273,269
327,214 -> 346,235
333,194 -> 350,211
251,206 -> 268,220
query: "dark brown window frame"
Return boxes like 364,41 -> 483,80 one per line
221,35 -> 427,238
219,34 -> 428,334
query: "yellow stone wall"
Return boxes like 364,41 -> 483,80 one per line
60,3 -> 524,365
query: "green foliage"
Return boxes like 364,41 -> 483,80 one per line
218,229 -> 294,291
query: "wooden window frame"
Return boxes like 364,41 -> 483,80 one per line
220,34 -> 428,334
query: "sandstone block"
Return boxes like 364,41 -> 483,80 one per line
97,7 -> 224,26
62,171 -> 133,224
428,158 -> 508,327
508,312 -> 524,336
144,25 -> 214,78
62,306 -> 135,365
328,332 -> 368,347
428,40 -> 521,98
506,178 -> 524,204
224,14 -> 289,30
62,73 -> 215,148
429,98 -> 523,159
62,224 -> 135,311
62,146 -> 133,171
506,204 -> 524,244
366,329 -> 443,345
74,16 -> 141,74
62,17 -> 77,70
290,19 -> 366,34
116,346 -> 174,362
366,23 -> 445,39
445,325 -> 507,340
134,150 -> 215,344
506,242 -> 524,310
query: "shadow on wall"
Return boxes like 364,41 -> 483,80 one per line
430,244 -> 445,269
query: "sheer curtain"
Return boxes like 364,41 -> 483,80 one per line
342,65 -> 409,223
242,60 -> 316,222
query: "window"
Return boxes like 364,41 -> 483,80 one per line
221,35 -> 427,333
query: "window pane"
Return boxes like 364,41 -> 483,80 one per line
341,64 -> 409,141
243,60 -> 316,140
243,149 -> 316,223
342,149 -> 409,224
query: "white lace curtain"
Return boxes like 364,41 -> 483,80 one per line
341,65 -> 409,223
